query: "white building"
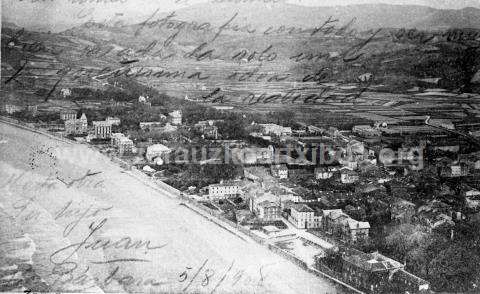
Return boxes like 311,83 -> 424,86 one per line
358,72 -> 373,82
258,124 -> 292,137
339,158 -> 358,170
347,140 -> 365,155
256,201 -> 282,220
60,88 -> 72,98
343,218 -> 371,242
138,95 -> 150,105
195,120 -> 219,139
93,121 -> 113,139
315,167 -> 335,180
207,183 -> 241,199
271,164 -> 288,179
139,122 -> 164,131
65,113 -> 88,135
352,125 -> 381,137
340,169 -> 359,184
169,110 -> 182,125
250,192 -> 278,211
451,165 -> 466,177
116,136 -> 134,155
60,110 -> 77,121
307,125 -> 325,134
106,116 -> 121,126
111,133 -> 126,146
289,204 -> 321,229
465,189 -> 480,198
4,104 -> 23,114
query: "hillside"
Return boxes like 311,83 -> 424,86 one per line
168,2 -> 480,31
3,1 -> 480,103
412,7 -> 480,30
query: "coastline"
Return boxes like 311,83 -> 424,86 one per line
0,116 -> 363,294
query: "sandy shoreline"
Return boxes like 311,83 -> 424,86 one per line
0,121 -> 342,294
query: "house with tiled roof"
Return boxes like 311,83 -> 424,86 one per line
322,209 -> 349,235
256,200 -> 282,221
341,251 -> 429,293
343,251 -> 403,273
289,204 -> 321,229
343,219 -> 370,242
391,198 -> 416,224
385,179 -> 416,200
316,248 -> 429,294
322,209 -> 370,243
339,168 -> 359,184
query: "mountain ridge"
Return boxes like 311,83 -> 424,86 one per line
155,2 -> 480,31
3,3 -> 480,33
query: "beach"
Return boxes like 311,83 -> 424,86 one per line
0,121 -> 341,294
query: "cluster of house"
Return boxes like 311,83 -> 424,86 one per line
267,164 -> 362,184
137,97 -> 185,121
4,103 -> 25,115
257,123 -> 293,137
315,166 -> 360,184
61,110 -> 121,141
386,183 -> 473,233
438,160 -> 476,178
352,125 -> 382,137
60,106 -> 184,160
390,198 -> 417,224
270,164 -> 289,179
202,184 -> 372,243
139,110 -> 183,133
321,209 -> 370,242
353,120 -> 443,137
194,120 -> 220,140
246,122 -> 385,182
140,121 -> 178,133
316,247 -> 430,294
2,103 -> 38,116
230,146 -> 275,165
262,130 -> 381,183
261,136 -> 378,183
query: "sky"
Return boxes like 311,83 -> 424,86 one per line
2,0 -> 480,32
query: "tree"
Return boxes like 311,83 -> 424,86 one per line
383,224 -> 430,265
269,110 -> 296,127
428,244 -> 480,292
182,104 -> 223,124
217,114 -> 248,139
